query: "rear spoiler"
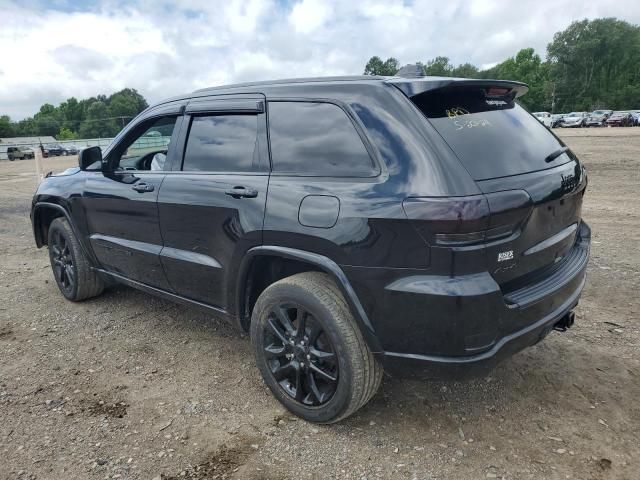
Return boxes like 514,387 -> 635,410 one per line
386,77 -> 529,99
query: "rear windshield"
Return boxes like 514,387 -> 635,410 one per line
411,87 -> 568,180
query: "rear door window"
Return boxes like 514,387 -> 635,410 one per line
268,101 -> 377,177
411,87 -> 569,180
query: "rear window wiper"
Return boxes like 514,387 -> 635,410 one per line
545,146 -> 570,163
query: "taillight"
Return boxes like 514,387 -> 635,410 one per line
403,190 -> 532,246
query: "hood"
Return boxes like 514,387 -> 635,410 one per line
46,166 -> 81,177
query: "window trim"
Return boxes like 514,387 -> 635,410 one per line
265,98 -> 382,178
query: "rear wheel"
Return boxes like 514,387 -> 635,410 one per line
48,217 -> 104,301
250,272 -> 382,423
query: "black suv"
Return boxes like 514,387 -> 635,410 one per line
31,74 -> 590,423
44,144 -> 70,157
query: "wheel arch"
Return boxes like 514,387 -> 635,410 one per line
32,202 -> 98,266
32,202 -> 69,248
236,246 -> 383,353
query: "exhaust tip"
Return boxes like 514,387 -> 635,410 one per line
554,311 -> 575,332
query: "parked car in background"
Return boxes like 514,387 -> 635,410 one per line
551,114 -> 566,128
559,112 -> 589,128
630,111 -> 640,126
64,145 -> 79,155
44,144 -> 71,156
7,146 -> 35,161
605,111 -> 634,127
585,110 -> 613,127
533,112 -> 552,128
31,73 -> 590,423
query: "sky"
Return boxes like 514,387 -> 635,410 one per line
1,0 -> 640,120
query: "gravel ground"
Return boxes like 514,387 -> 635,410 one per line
1,128 -> 639,480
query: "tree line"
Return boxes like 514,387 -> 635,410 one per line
0,88 -> 148,140
364,17 -> 640,113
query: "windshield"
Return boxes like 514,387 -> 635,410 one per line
410,86 -> 570,180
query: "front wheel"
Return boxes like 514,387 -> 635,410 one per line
250,272 -> 382,423
48,217 -> 104,301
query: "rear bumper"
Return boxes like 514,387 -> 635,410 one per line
343,222 -> 591,377
381,275 -> 583,378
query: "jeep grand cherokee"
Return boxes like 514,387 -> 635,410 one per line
31,72 -> 590,423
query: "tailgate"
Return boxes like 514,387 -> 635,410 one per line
478,160 -> 587,286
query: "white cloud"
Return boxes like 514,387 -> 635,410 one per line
289,0 -> 333,34
1,0 -> 639,120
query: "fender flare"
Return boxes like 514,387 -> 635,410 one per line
237,246 -> 383,353
32,202 -> 99,266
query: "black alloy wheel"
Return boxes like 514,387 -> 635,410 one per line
251,272 -> 382,423
263,303 -> 338,406
46,217 -> 104,301
50,228 -> 75,296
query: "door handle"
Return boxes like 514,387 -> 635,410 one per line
132,182 -> 154,193
225,186 -> 258,199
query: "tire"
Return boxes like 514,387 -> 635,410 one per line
47,217 -> 104,301
250,272 -> 382,423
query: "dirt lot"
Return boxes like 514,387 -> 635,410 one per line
1,129 -> 638,480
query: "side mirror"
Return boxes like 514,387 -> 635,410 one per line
78,146 -> 102,171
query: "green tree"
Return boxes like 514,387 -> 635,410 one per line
363,56 -> 400,76
79,101 -> 118,138
424,56 -> 454,76
16,118 -> 37,136
0,115 -> 16,137
31,103 -> 62,137
57,126 -> 78,140
107,88 -> 148,129
1,88 -> 150,139
547,18 -> 640,111
451,63 -> 479,78
480,48 -> 550,111
59,97 -> 84,133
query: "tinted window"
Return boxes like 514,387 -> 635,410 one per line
412,87 -> 568,180
268,102 -> 376,176
183,115 -> 258,172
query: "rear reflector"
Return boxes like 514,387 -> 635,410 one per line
403,190 -> 533,246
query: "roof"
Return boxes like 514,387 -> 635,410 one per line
151,74 -> 529,111
192,74 -> 528,97
193,75 -> 387,94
